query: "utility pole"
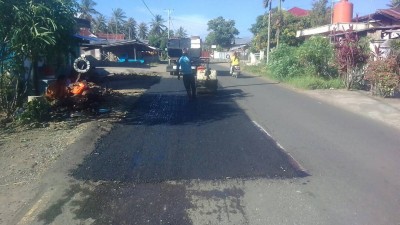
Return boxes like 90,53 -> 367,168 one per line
267,1 -> 272,64
165,9 -> 173,39
276,0 -> 282,48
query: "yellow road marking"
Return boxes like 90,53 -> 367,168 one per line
16,190 -> 54,225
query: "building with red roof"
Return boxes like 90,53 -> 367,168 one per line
287,7 -> 309,17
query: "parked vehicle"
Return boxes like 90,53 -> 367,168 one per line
166,36 -> 202,75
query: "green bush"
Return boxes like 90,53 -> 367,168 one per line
297,36 -> 337,78
269,44 -> 304,80
0,71 -> 25,118
17,98 -> 51,124
365,56 -> 400,97
268,37 -> 338,81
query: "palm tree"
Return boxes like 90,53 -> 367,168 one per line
124,18 -> 137,40
175,26 -> 188,38
262,0 -> 284,63
92,14 -> 108,34
111,8 -> 127,34
138,22 -> 149,40
150,14 -> 166,36
388,0 -> 400,7
78,0 -> 99,22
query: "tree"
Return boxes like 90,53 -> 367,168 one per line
175,26 -> 187,38
138,22 -> 149,40
0,0 -> 76,117
388,0 -> 400,7
150,14 -> 166,36
309,0 -> 331,26
77,0 -> 99,22
124,17 -> 137,40
263,0 -> 285,48
111,8 -> 126,34
205,16 -> 239,49
250,9 -> 309,51
148,30 -> 168,49
92,14 -> 108,34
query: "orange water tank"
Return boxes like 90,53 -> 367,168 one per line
333,0 -> 353,23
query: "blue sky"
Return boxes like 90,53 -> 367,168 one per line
93,0 -> 391,39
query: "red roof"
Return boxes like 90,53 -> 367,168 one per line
96,33 -> 125,40
288,7 -> 309,17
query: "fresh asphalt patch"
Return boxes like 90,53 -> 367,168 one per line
34,78 -> 310,225
72,88 -> 307,183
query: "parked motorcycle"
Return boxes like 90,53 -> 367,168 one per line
231,65 -> 241,78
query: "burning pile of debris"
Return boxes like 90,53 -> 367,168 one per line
44,75 -> 108,113
42,70 -> 160,122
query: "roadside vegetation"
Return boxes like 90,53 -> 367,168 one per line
243,36 -> 343,90
245,0 -> 400,95
0,0 -> 77,123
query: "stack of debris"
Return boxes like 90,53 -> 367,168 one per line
44,75 -> 108,113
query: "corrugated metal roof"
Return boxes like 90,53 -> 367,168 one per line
356,7 -> 400,22
73,34 -> 105,42
377,7 -> 400,20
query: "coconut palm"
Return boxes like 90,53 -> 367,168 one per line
92,14 -> 108,34
175,26 -> 188,38
388,0 -> 400,7
150,14 -> 166,36
138,22 -> 149,40
77,0 -> 99,22
111,8 -> 127,34
124,18 -> 137,40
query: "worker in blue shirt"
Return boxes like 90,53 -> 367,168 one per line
178,49 -> 197,100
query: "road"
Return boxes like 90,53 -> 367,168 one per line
16,63 -> 400,225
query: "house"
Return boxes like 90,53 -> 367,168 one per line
96,33 -> 125,42
287,7 -> 309,17
295,2 -> 400,54
82,39 -> 160,66
229,37 -> 252,59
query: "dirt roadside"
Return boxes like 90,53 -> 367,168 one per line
0,69 -> 161,225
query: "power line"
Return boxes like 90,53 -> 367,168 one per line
141,0 -> 155,18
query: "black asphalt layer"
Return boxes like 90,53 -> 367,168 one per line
72,76 -> 306,183
33,64 -> 400,225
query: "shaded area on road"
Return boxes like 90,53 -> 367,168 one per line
37,182 -> 193,225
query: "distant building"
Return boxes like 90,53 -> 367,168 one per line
96,33 -> 126,42
296,4 -> 400,56
287,7 -> 309,17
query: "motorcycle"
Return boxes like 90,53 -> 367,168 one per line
231,65 -> 241,78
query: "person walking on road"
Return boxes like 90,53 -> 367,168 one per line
178,49 -> 197,100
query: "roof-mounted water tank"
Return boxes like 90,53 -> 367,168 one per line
333,0 -> 353,23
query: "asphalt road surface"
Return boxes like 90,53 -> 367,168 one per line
17,63 -> 400,225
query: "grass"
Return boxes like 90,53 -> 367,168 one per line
242,64 -> 344,90
286,76 -> 344,90
242,64 -> 267,75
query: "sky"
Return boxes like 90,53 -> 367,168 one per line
93,0 -> 392,39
